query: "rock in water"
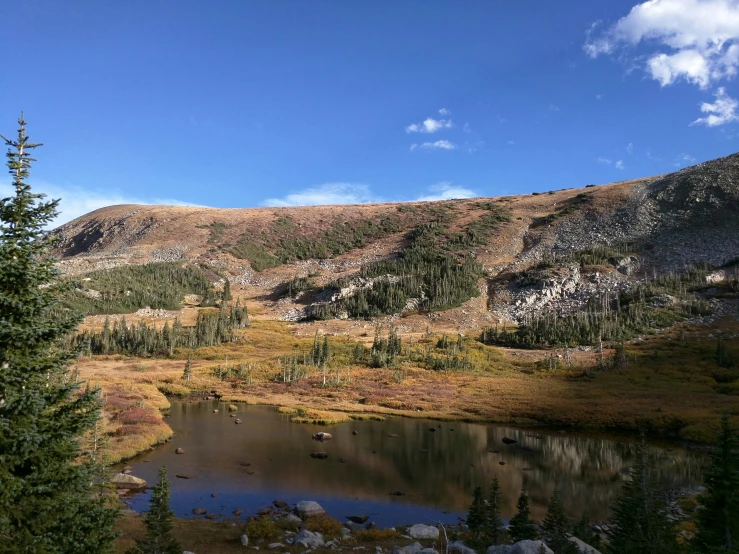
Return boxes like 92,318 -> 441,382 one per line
502,437 -> 518,444
346,515 -> 369,524
192,508 -> 207,515
111,473 -> 146,489
408,524 -> 439,540
175,447 -> 185,454
310,452 -> 328,459
273,499 -> 289,509
312,432 -> 333,441
294,529 -> 325,549
295,500 -> 325,519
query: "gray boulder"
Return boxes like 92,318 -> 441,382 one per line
111,473 -> 146,489
486,541 -> 554,554
294,529 -> 324,549
420,549 -> 439,554
240,533 -> 248,547
408,524 -> 439,540
448,541 -> 477,554
295,500 -> 325,519
392,543 -> 423,554
569,537 -> 602,554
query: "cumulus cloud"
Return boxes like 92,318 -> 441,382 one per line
0,181 -> 200,228
597,157 -> 625,169
627,142 -> 634,153
615,160 -> 625,169
585,0 -> 739,89
405,117 -> 454,134
410,140 -> 458,151
438,108 -> 451,116
415,182 -> 476,202
597,156 -> 613,164
691,86 -> 739,125
262,182 -> 382,207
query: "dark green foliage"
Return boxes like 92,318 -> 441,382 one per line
222,279 -> 232,302
486,478 -> 506,545
369,326 -> 402,368
128,466 -> 181,554
716,339 -> 736,369
286,275 -> 314,297
60,262 -> 215,315
509,489 -> 538,542
0,115 -> 118,553
543,488 -> 578,554
605,435 -> 677,554
572,513 -> 601,550
195,221 -> 229,244
467,486 -> 487,539
692,413 -> 739,553
480,267 -> 713,348
71,302 -> 249,357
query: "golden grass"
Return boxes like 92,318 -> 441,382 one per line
291,408 -> 349,425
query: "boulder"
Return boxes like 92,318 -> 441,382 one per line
111,473 -> 146,489
175,447 -> 185,454
281,513 -> 303,526
486,540 -> 553,554
294,529 -> 324,549
273,499 -> 289,509
408,524 -> 439,540
205,513 -> 218,519
310,452 -> 329,459
193,508 -> 207,515
392,543 -> 423,554
347,515 -> 369,524
502,437 -> 518,444
420,550 -> 438,554
295,500 -> 325,519
569,537 -> 602,554
448,541 -> 477,554
267,543 -> 284,549
312,432 -> 333,441
240,533 -> 248,546
233,509 -> 244,516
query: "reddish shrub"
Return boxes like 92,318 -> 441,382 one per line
114,424 -> 145,436
119,407 -> 161,425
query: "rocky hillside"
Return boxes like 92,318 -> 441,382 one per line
52,153 -> 739,331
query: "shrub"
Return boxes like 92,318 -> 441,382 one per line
354,528 -> 400,542
245,517 -> 279,540
305,515 -> 344,540
119,407 -> 161,425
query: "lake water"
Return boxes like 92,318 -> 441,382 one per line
122,401 -> 705,528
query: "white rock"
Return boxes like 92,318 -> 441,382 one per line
266,543 -> 283,550
392,543 -> 423,554
295,529 -> 324,549
295,500 -> 325,519
486,540 -> 554,554
240,534 -> 248,547
111,473 -> 146,489
407,524 -> 439,540
448,541 -> 477,554
419,549 -> 438,554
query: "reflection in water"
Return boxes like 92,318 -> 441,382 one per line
123,401 -> 704,527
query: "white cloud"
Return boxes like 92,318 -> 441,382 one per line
615,160 -> 625,169
596,93 -> 604,100
691,86 -> 739,125
438,108 -> 451,116
463,122 -> 471,133
597,156 -> 613,164
411,140 -> 458,151
585,0 -> 739,89
405,117 -> 454,134
415,182 -> 476,202
0,180 -> 199,228
627,142 -> 634,153
675,152 -> 698,166
262,182 -> 382,207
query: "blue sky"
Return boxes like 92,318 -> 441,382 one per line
2,0 -> 738,225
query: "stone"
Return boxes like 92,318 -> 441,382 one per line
352,430 -> 359,435
407,524 -> 439,540
281,513 -> 303,526
312,432 -> 333,441
205,513 -> 218,519
257,507 -> 272,516
419,549 -> 438,554
389,490 -> 405,496
273,499 -> 289,509
502,437 -> 518,444
267,543 -> 284,549
347,515 -> 369,524
294,529 -> 324,549
184,551 -> 195,554
235,419 -> 242,424
392,543 -> 423,554
111,473 -> 146,489
388,433 -> 399,437
233,509 -> 244,516
193,508 -> 207,515
568,537 -> 602,554
486,540 -> 553,554
175,447 -> 185,454
448,541 -> 477,554
295,500 -> 325,519
213,409 -> 219,413
310,452 -> 329,459
241,533 -> 249,546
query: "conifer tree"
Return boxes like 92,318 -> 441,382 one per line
509,489 -> 538,542
222,279 -> 232,302
0,115 -> 118,552
572,512 -> 601,550
693,413 -> 739,553
128,466 -> 181,554
182,351 -> 193,382
466,486 -> 487,540
605,435 -> 676,554
542,488 -> 577,554
486,477 -> 506,545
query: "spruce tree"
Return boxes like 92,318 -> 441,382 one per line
542,488 -> 577,554
509,489 -> 538,542
0,115 -> 118,552
572,512 -> 601,550
466,486 -> 487,539
182,351 -> 192,382
486,477 -> 506,545
693,413 -> 739,553
128,466 -> 181,554
605,435 -> 676,554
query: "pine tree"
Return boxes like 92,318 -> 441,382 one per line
0,114 -> 118,552
542,488 -> 578,554
605,435 -> 676,554
693,413 -> 739,553
509,489 -> 538,542
486,477 -> 506,545
572,512 -> 601,550
129,466 -> 181,554
182,351 -> 192,382
222,279 -> 232,302
466,486 -> 487,539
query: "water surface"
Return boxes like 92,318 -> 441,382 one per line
123,401 -> 704,527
